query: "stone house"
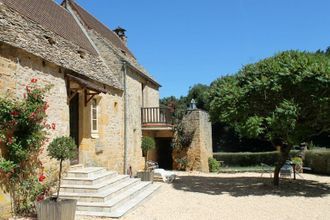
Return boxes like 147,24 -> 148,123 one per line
0,0 -> 170,174
0,0 -> 213,175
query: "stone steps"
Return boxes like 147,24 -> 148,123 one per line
76,184 -> 161,218
62,170 -> 117,185
61,175 -> 129,193
59,165 -> 160,218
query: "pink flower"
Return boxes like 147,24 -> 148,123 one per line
10,111 -> 20,117
36,194 -> 44,202
38,174 -> 46,182
8,137 -> 13,145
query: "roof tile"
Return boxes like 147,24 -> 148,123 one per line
1,0 -> 97,55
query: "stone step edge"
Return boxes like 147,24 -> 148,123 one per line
74,181 -> 151,207
66,167 -> 105,174
75,184 -> 161,218
76,183 -> 160,208
111,183 -> 161,218
59,178 -> 140,198
62,171 -> 117,181
60,175 -> 128,189
102,181 -> 151,207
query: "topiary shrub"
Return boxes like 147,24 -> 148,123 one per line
47,136 -> 76,201
141,136 -> 155,171
208,157 -> 220,172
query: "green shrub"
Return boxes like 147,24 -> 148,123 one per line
304,150 -> 330,175
141,136 -> 156,170
213,150 -> 299,166
208,157 -> 220,172
48,136 -> 77,161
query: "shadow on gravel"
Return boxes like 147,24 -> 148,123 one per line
171,175 -> 330,197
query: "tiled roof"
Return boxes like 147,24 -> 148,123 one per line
68,0 -> 135,58
0,1 -> 122,90
1,0 -> 97,55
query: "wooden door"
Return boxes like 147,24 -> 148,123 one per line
69,93 -> 79,165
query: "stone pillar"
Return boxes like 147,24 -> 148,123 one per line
181,110 -> 213,172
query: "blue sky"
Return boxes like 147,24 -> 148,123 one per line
56,0 -> 330,98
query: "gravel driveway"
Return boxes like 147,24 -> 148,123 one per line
79,171 -> 330,220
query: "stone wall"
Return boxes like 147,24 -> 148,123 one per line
178,110 -> 213,172
86,30 -> 160,173
78,90 -> 126,173
143,83 -> 160,107
125,70 -> 145,172
1,43 -> 127,174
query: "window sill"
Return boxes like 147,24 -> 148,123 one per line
91,133 -> 99,139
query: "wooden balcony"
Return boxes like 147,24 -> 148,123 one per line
141,107 -> 174,130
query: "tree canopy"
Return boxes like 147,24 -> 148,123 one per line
208,50 -> 330,146
207,50 -> 330,184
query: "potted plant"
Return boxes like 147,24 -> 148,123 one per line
36,136 -> 77,220
137,136 -> 156,181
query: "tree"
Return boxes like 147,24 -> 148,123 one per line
141,136 -> 156,171
47,136 -> 76,201
186,84 -> 210,110
208,51 -> 330,185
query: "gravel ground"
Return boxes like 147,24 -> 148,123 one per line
80,171 -> 330,220
5,172 -> 329,220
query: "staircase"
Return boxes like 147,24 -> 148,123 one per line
58,165 -> 160,218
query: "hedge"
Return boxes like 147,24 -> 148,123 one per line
304,150 -> 330,175
213,151 -> 299,167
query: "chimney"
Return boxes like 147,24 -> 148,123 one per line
113,26 -> 127,45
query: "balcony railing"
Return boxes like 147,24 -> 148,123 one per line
141,107 -> 174,127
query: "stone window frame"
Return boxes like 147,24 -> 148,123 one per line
91,98 -> 99,139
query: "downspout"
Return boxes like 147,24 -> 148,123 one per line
123,61 -> 128,174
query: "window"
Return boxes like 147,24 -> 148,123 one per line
91,99 -> 98,138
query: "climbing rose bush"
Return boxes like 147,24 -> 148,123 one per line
0,79 -> 54,216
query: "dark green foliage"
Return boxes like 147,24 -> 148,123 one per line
47,137 -> 77,161
208,51 -> 330,146
186,84 -> 209,110
208,157 -> 220,172
213,151 -> 299,167
304,150 -> 330,175
141,136 -> 156,171
141,136 -> 156,155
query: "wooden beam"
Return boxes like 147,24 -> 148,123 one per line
84,89 -> 100,106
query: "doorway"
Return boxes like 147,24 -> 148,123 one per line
69,93 -> 79,165
156,138 -> 173,170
